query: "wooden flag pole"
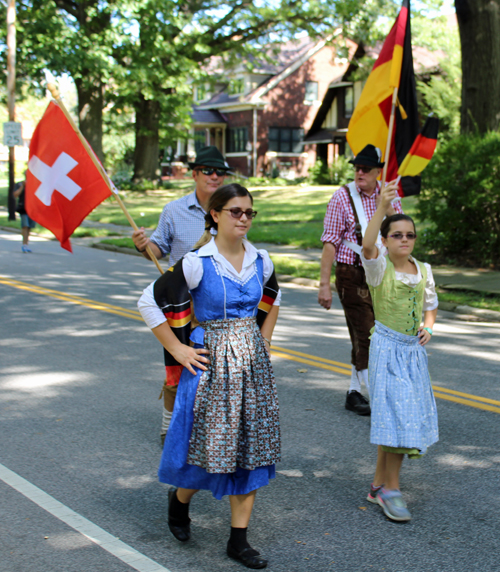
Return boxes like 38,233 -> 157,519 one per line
46,83 -> 164,275
381,87 -> 399,188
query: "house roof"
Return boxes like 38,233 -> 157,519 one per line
191,107 -> 226,124
197,36 -> 336,110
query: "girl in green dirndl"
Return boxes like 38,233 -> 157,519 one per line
361,180 -> 439,522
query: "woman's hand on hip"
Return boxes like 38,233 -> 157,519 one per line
170,344 -> 210,375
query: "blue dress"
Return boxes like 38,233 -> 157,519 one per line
158,254 -> 280,499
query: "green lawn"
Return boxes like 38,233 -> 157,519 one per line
0,215 -> 120,238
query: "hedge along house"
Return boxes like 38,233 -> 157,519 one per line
304,41 -> 444,166
175,36 -> 358,178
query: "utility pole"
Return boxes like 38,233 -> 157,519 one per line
6,0 -> 16,220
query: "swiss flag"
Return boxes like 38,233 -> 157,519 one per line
25,101 -> 112,252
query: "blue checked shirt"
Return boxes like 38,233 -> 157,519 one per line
149,190 -> 207,265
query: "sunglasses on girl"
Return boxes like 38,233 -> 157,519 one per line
388,232 -> 417,240
197,167 -> 227,177
221,208 -> 258,219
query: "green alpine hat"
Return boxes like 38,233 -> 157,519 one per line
188,146 -> 229,170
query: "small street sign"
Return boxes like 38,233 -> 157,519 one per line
3,122 -> 23,147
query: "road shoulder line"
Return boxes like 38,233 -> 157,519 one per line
0,463 -> 171,572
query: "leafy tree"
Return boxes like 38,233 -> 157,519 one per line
419,132 -> 500,268
115,0 -> 396,181
0,0 -> 120,161
412,10 -> 461,139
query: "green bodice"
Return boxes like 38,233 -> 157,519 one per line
368,257 -> 427,336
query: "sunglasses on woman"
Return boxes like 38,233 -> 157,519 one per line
221,208 -> 258,219
388,232 -> 417,240
197,167 -> 227,177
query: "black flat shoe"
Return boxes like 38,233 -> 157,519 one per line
227,541 -> 268,569
345,390 -> 371,416
168,488 -> 191,542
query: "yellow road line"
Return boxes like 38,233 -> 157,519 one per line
0,276 -> 143,321
271,345 -> 353,369
432,385 -> 500,407
2,274 -> 499,414
433,392 -> 500,415
270,351 -> 352,375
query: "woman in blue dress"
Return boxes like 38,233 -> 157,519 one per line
138,184 -> 281,569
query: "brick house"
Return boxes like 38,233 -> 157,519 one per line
304,41 -> 444,166
174,36 -> 357,178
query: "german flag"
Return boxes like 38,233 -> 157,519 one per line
398,115 -> 439,177
347,0 -> 420,196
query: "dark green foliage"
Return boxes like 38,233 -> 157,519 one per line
418,132 -> 500,268
308,157 -> 352,186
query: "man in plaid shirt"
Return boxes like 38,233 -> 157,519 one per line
318,145 -> 402,415
132,146 -> 230,444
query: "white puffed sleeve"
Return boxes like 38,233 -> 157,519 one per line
259,249 -> 282,306
137,282 -> 167,330
182,251 -> 204,291
360,248 -> 387,288
423,263 -> 439,311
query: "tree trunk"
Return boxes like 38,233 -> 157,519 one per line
455,0 -> 500,133
133,95 -> 160,182
75,76 -> 104,162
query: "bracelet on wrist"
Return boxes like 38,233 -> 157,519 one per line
135,244 -> 147,253
263,337 -> 271,346
423,327 -> 433,336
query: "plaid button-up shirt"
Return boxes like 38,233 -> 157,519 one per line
321,182 -> 403,266
150,190 -> 206,265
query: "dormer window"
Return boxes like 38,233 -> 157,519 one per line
305,81 -> 318,104
195,84 -> 210,102
229,78 -> 245,95
344,86 -> 354,118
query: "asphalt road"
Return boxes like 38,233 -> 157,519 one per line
1,231 -> 499,572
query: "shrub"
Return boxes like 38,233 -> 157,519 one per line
418,132 -> 500,268
308,156 -> 352,186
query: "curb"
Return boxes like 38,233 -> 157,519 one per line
92,243 -> 500,323
2,227 -> 500,323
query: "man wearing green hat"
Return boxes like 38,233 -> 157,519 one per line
133,145 -> 229,444
318,144 -> 403,416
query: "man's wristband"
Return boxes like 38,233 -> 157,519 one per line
423,327 -> 433,336
135,244 -> 146,253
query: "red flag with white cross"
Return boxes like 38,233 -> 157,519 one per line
25,101 -> 112,252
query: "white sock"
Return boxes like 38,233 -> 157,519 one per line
349,365 -> 362,393
161,406 -> 172,435
359,368 -> 369,393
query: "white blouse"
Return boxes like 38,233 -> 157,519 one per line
361,249 -> 439,312
138,238 -> 281,330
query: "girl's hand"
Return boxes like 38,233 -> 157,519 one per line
170,344 -> 210,375
417,327 -> 432,346
378,180 -> 400,210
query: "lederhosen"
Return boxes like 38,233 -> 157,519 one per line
334,185 -> 375,371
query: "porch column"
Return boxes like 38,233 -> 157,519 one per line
253,107 -> 258,177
